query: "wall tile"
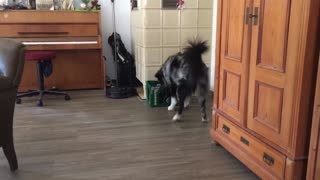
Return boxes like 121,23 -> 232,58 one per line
131,28 -> 136,46
131,11 -> 137,27
136,28 -> 143,46
142,47 -> 162,65
181,9 -> 198,28
134,45 -> 139,64
143,9 -> 162,28
132,10 -> 143,28
140,65 -> 145,83
138,10 -> 144,28
146,66 -> 160,80
163,47 -> 180,62
135,46 -> 142,80
184,0 -> 198,8
163,29 -> 180,46
143,29 -> 162,47
163,10 -> 180,28
202,48 -> 212,64
141,0 -> 161,9
198,9 -> 213,27
136,62 -> 141,80
197,28 -> 212,42
198,0 -> 213,9
180,28 -> 198,46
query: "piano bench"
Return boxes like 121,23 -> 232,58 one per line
16,51 -> 71,107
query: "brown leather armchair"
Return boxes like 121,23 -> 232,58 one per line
0,39 -> 25,171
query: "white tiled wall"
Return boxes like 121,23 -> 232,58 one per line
163,47 -> 180,62
142,29 -> 162,47
142,47 -> 162,66
181,9 -> 198,28
184,0 -> 199,8
198,9 -> 213,27
140,0 -> 162,9
180,28 -> 198,46
131,0 -> 214,98
163,29 -> 180,46
163,10 -> 180,27
199,0 -> 213,8
143,9 -> 162,28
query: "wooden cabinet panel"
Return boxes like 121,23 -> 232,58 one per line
247,0 -> 292,149
212,0 -> 319,178
218,0 -> 250,124
307,53 -> 320,180
255,0 -> 290,72
215,115 -> 286,179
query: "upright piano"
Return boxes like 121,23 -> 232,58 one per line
0,11 -> 104,92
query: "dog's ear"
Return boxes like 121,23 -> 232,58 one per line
155,69 -> 163,80
155,69 -> 166,86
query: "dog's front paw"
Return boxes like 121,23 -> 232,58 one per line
201,118 -> 208,123
172,114 -> 181,121
168,105 -> 175,111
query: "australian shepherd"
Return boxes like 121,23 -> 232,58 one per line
155,41 -> 209,122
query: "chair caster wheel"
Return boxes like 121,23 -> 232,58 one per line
16,98 -> 21,104
37,100 -> 43,107
64,95 -> 71,101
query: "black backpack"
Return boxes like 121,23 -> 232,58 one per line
108,32 -> 141,87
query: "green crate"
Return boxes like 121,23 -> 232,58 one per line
146,81 -> 170,107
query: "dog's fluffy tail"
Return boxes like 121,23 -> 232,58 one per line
185,40 -> 209,56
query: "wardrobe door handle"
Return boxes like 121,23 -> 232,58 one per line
245,7 -> 250,24
222,124 -> 230,134
250,7 -> 259,25
263,152 -> 274,166
240,136 -> 250,146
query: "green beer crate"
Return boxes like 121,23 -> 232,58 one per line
146,81 -> 170,107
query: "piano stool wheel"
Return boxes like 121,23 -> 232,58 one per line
16,98 -> 22,104
65,95 -> 71,101
37,100 -> 43,107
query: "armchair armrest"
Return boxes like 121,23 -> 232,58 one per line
0,76 -> 14,91
0,39 -> 25,88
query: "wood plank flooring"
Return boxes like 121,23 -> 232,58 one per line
0,90 -> 259,180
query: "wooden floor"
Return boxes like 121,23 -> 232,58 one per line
0,90 -> 258,180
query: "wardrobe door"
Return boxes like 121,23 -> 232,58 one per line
247,0 -> 293,149
218,0 -> 251,125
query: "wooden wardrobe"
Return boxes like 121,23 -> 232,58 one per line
211,0 -> 320,179
307,52 -> 320,179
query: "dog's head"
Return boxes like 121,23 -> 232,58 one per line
155,68 -> 165,86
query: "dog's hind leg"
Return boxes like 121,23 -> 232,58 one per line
184,96 -> 191,108
199,96 -> 208,123
197,81 -> 208,123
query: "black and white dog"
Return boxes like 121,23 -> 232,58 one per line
155,41 -> 209,122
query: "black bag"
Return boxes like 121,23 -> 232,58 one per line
108,33 -> 141,87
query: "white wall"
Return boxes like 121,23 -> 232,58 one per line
210,0 -> 218,91
101,0 -> 132,79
